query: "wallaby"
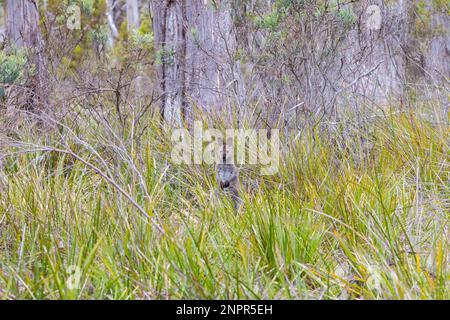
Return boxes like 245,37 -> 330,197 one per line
215,138 -> 242,210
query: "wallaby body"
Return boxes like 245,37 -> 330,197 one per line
215,137 -> 242,210
216,162 -> 241,209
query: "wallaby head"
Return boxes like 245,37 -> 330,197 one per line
216,162 -> 241,210
216,163 -> 238,189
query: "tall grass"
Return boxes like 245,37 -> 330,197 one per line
0,107 -> 448,299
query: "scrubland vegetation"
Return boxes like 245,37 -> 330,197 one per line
0,0 -> 448,299
0,104 -> 448,299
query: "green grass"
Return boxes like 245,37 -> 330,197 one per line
0,108 -> 448,299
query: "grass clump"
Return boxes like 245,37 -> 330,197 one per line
0,107 -> 448,300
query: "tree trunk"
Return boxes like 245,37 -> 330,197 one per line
5,0 -> 40,49
5,0 -> 43,110
107,0 -> 119,47
0,5 -> 5,43
152,0 -> 242,125
127,0 -> 140,30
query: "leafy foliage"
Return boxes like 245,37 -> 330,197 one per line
0,49 -> 28,97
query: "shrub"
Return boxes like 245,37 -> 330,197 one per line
0,49 -> 28,98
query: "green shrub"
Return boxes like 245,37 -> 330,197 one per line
0,49 -> 28,97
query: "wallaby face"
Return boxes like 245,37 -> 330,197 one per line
216,137 -> 237,187
216,163 -> 238,189
216,163 -> 241,209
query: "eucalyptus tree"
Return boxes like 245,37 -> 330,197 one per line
152,0 -> 243,125
5,0 -> 43,110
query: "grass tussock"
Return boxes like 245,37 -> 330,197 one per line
0,108 -> 448,300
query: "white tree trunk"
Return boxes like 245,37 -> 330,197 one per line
107,0 -> 119,47
127,0 -> 140,30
